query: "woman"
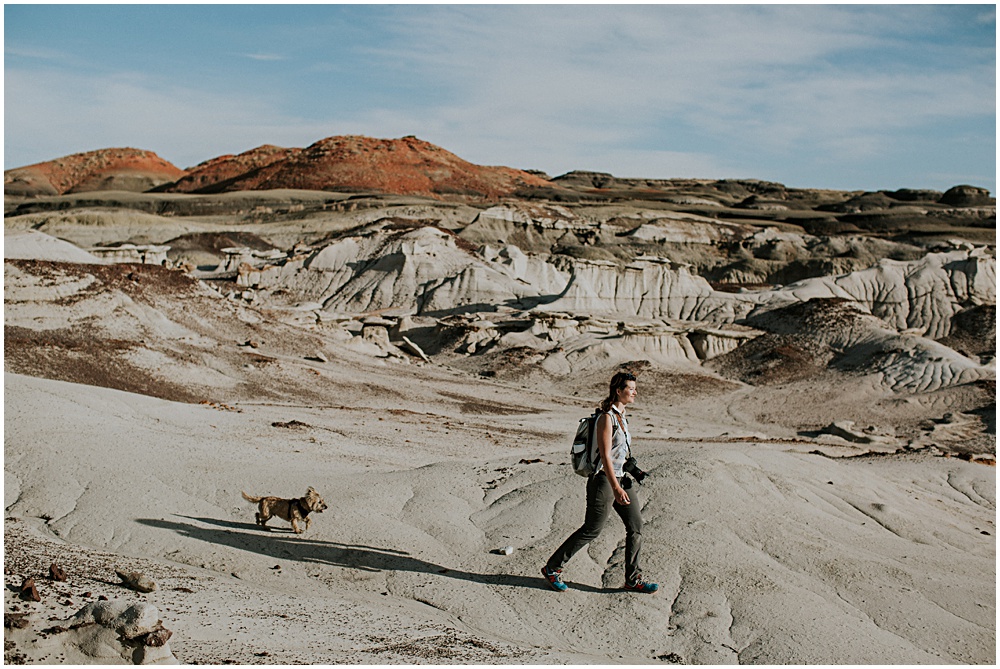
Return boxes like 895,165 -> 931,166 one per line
541,371 -> 658,593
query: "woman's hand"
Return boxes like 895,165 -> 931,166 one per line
613,484 -> 631,505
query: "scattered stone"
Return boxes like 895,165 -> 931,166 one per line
49,563 -> 68,582
115,570 -> 157,593
362,324 -> 392,349
172,587 -> 194,593
20,577 -> 41,602
820,420 -> 897,445
142,627 -> 172,647
241,339 -> 260,348
305,351 -> 329,363
5,613 -> 30,629
401,336 -> 431,362
657,652 -> 685,663
272,420 -> 310,429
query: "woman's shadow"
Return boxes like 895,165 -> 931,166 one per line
136,516 -> 606,593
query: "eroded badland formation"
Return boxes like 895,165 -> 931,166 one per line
4,136 -> 996,664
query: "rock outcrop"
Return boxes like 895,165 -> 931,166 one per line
940,185 -> 995,207
730,298 -> 995,393
239,224 -> 570,316
760,249 -> 996,339
543,248 -> 996,340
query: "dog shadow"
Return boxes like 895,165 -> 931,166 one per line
137,516 -> 607,593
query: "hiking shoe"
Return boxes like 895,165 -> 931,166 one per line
541,566 -> 568,592
624,576 -> 658,594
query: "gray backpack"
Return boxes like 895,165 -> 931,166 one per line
570,412 -> 599,477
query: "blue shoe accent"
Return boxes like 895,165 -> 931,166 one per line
624,576 -> 658,593
541,565 -> 568,592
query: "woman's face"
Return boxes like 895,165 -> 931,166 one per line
616,380 -> 637,406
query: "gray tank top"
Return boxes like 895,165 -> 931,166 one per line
595,407 -> 631,478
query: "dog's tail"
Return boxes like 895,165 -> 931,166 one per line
241,491 -> 262,503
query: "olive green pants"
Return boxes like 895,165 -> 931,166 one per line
546,473 -> 643,584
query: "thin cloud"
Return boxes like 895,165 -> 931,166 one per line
239,53 -> 286,62
4,45 -> 70,61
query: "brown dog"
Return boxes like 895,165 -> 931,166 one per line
241,487 -> 328,533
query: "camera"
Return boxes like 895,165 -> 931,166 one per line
623,457 -> 648,485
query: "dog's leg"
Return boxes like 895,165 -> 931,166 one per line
292,517 -> 302,534
304,517 -> 312,531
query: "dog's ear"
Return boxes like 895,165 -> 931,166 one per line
306,486 -> 316,494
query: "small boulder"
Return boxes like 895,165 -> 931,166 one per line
401,336 -> 431,362
5,612 -> 30,629
115,570 -> 157,593
20,577 -> 41,602
362,324 -> 391,348
49,563 -> 68,582
822,421 -> 897,446
69,600 -> 176,663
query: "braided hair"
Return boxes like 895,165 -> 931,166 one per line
599,371 -> 636,413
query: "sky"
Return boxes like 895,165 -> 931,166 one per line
4,3 -> 996,194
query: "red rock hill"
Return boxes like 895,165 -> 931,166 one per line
163,144 -> 298,194
4,148 -> 186,197
163,135 -> 552,198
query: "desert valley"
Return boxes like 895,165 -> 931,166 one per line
3,135 -> 995,664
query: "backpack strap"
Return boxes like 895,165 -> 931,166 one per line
588,411 -> 601,469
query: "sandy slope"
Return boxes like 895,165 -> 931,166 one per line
5,366 -> 994,664
3,200 -> 995,664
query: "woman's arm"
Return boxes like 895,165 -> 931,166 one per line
597,414 -> 630,505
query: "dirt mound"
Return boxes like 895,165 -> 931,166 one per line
5,148 -> 186,197
159,135 -> 552,199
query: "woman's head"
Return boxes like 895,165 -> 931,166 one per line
600,371 -> 637,412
